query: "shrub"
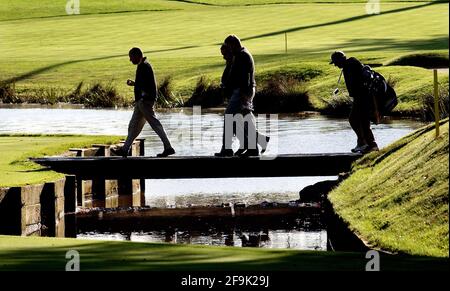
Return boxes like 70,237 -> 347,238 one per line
319,94 -> 353,117
420,81 -> 449,122
156,76 -> 184,108
67,81 -> 128,108
184,76 -> 224,108
0,82 -> 18,103
254,73 -> 311,113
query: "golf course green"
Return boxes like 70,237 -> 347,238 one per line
0,0 -> 448,115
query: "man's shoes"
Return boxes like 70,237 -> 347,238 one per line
351,144 -> 367,153
366,144 -> 379,153
111,146 -> 130,157
234,149 -> 246,156
237,149 -> 260,157
259,136 -> 270,154
354,144 -> 369,154
157,147 -> 175,158
355,144 -> 379,154
214,149 -> 234,157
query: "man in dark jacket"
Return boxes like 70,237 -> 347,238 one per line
330,51 -> 379,153
215,35 -> 269,157
113,47 -> 175,157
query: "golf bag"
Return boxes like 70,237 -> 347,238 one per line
362,65 -> 398,124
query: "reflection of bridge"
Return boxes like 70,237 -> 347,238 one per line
32,152 -> 362,180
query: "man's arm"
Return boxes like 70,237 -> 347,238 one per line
346,59 -> 364,97
237,52 -> 253,94
139,64 -> 157,100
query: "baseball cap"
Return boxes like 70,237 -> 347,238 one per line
330,51 -> 346,64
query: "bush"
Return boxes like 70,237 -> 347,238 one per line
420,81 -> 449,122
319,94 -> 353,117
156,76 -> 184,108
254,74 -> 311,113
67,81 -> 129,108
257,67 -> 323,84
184,76 -> 224,108
0,82 -> 18,103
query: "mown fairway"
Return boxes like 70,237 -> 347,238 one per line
0,0 -> 448,99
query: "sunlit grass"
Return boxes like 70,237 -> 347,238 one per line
0,135 -> 123,187
329,119 -> 449,257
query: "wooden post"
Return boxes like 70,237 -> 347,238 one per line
92,145 -> 112,208
0,187 -> 22,235
70,148 -> 97,207
136,138 -> 146,207
64,175 -> 77,238
41,180 -> 65,237
433,69 -> 440,138
285,32 -> 288,54
118,141 -> 141,207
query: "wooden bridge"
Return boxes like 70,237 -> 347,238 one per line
32,153 -> 362,179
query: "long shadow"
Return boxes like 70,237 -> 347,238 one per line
240,1 -> 446,42
0,9 -> 180,23
1,46 -> 199,85
0,239 -> 448,271
171,0 -> 447,8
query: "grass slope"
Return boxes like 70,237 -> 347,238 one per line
329,119 -> 449,257
0,235 -> 448,271
0,135 -> 123,187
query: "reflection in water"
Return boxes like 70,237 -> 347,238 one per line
78,229 -> 328,250
144,184 -> 333,208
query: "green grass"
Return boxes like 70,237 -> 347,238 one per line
0,235 -> 448,271
0,135 -> 123,187
328,119 -> 449,258
174,0 -> 442,5
0,1 -> 448,112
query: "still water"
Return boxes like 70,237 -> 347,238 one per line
0,106 -> 424,249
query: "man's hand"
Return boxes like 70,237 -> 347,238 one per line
127,79 -> 135,86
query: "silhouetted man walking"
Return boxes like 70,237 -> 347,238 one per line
215,35 -> 269,157
330,51 -> 379,153
113,47 -> 175,157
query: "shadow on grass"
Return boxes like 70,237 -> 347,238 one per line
1,46 -> 199,85
0,9 -> 181,23
0,239 -> 448,271
240,1 -> 446,42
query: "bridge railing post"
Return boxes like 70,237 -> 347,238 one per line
70,148 -> 94,208
117,141 -> 142,207
135,138 -> 146,207
92,144 -> 119,208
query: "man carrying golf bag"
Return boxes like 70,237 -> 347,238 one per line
330,51 -> 397,154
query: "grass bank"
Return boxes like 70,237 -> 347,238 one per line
0,235 -> 448,271
0,135 -> 123,187
328,119 -> 449,257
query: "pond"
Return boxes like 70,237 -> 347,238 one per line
0,106 -> 424,249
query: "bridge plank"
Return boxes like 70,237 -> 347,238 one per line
31,153 -> 361,179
